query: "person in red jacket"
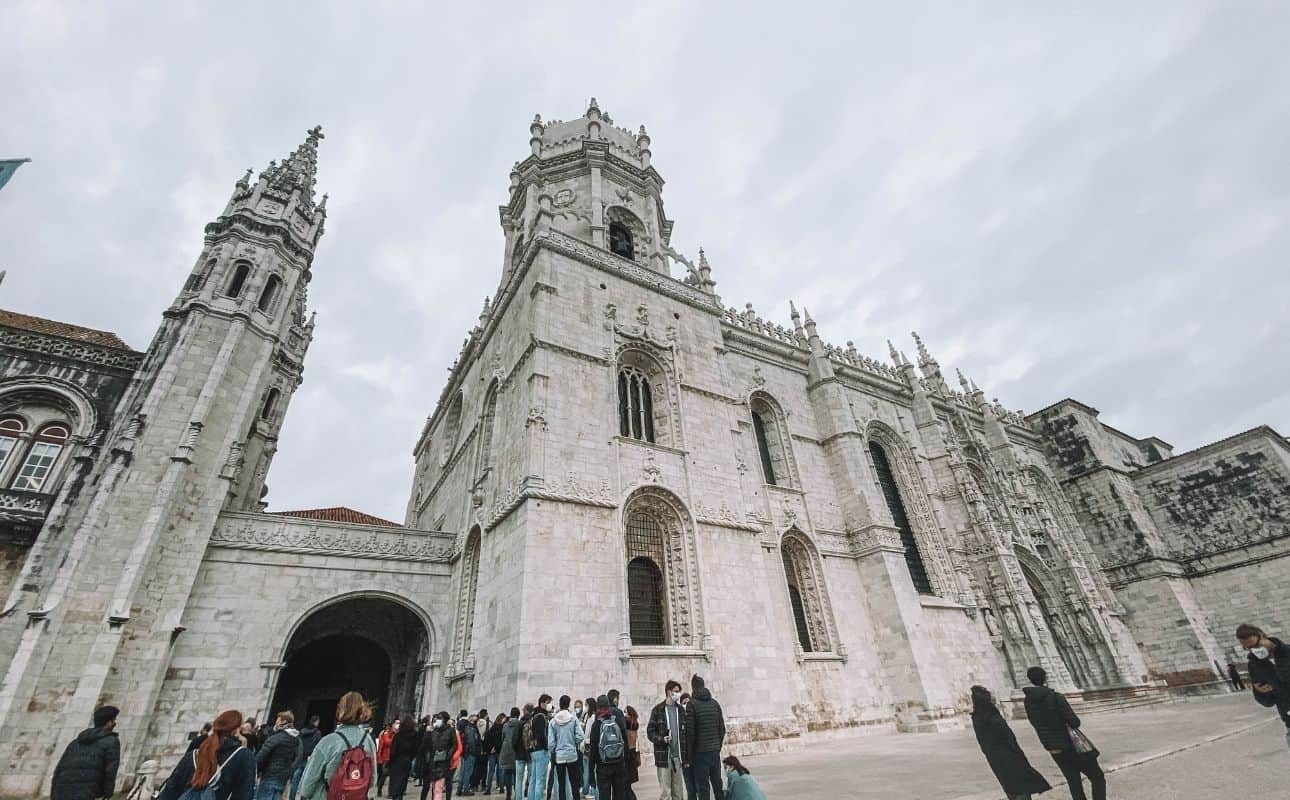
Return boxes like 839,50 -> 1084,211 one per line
377,720 -> 400,797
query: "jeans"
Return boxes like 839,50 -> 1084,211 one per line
595,761 -> 627,800
689,752 -> 722,800
553,760 -> 580,800
526,750 -> 551,800
581,755 -> 597,799
289,763 -> 306,800
1050,750 -> 1105,800
680,763 -> 695,800
514,759 -> 533,800
496,766 -> 514,797
255,778 -> 286,800
485,754 -> 499,792
655,755 -> 685,800
459,755 -> 477,794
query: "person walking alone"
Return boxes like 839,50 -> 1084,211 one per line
158,709 -> 256,800
1023,667 -> 1105,800
389,716 -> 420,800
684,676 -> 724,800
1237,623 -> 1290,749
970,686 -> 1050,800
548,696 -> 584,800
647,681 -> 687,800
51,705 -> 121,800
257,711 -> 302,800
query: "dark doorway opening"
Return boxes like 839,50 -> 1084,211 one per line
270,596 -> 429,731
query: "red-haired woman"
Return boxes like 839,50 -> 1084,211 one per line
158,709 -> 256,800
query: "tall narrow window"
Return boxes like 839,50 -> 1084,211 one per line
617,366 -> 655,444
260,388 -> 281,421
186,259 -> 216,292
625,509 -> 669,645
869,441 -> 933,594
457,529 -> 482,661
609,222 -> 634,259
11,423 -> 69,492
752,411 -> 777,485
441,392 -> 463,464
258,274 -> 283,312
479,383 -> 499,471
225,262 -> 251,298
0,417 -> 24,475
782,548 -> 813,651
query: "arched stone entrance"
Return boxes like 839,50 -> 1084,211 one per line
271,595 -> 430,730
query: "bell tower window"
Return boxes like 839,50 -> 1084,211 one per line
225,262 -> 251,299
609,222 -> 634,260
257,274 -> 283,312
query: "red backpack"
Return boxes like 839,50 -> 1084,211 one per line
327,730 -> 373,800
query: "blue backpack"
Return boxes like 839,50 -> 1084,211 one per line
176,746 -> 245,800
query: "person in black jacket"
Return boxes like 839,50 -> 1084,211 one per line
257,711 -> 302,800
51,705 -> 121,800
970,686 -> 1050,800
158,709 -> 256,800
290,717 -> 322,800
1022,667 -> 1104,800
389,715 -> 421,800
1237,623 -> 1290,750
420,712 -> 461,800
588,695 -> 627,800
684,676 -> 725,800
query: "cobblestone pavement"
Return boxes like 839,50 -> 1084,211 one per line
633,693 -> 1283,799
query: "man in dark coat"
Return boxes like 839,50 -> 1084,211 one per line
1236,623 -> 1290,750
1022,667 -> 1105,800
646,679 -> 688,800
684,675 -> 725,800
970,685 -> 1050,800
290,716 -> 322,800
257,711 -> 302,800
51,705 -> 121,800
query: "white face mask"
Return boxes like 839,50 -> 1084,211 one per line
433,719 -> 443,728
545,702 -> 554,712
1252,646 -> 1271,659
671,691 -> 682,703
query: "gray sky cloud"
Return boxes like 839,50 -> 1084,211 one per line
2,2 -> 1286,522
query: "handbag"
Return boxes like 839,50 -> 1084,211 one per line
1067,726 -> 1095,754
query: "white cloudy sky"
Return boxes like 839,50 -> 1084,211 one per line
2,2 -> 1286,523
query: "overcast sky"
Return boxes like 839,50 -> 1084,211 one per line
2,3 -> 1286,523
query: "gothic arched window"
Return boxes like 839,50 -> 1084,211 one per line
225,261 -> 251,299
258,274 -> 283,313
781,533 -> 833,653
186,259 -> 216,293
455,528 -> 482,666
0,417 -> 24,475
441,392 -> 463,465
625,510 -> 669,645
869,440 -> 933,595
11,422 -> 70,492
609,222 -> 634,260
260,388 -> 280,421
618,366 -> 655,443
749,393 -> 795,487
479,382 -> 499,472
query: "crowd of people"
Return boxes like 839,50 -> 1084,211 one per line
46,622 -> 1290,800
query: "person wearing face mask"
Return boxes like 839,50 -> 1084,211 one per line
1237,623 -> 1290,749
524,694 -> 553,800
420,712 -> 462,800
646,681 -> 688,800
718,758 -> 762,800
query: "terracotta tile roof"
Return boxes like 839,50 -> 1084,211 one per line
0,308 -> 132,350
269,506 -> 403,528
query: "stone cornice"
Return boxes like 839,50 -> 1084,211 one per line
680,383 -> 740,405
211,511 -> 458,563
0,326 -> 144,373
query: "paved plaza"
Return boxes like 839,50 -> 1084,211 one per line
636,693 -> 1282,799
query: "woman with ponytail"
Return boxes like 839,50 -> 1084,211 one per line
158,709 -> 256,800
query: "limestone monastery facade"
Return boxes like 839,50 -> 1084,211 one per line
0,102 -> 1286,796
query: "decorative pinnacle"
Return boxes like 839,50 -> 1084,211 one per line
789,300 -> 801,322
261,126 -> 324,209
697,247 -> 711,273
957,368 -> 970,393
911,330 -> 934,365
588,97 -> 600,114
888,339 -> 900,363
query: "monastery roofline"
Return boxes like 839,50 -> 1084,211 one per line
0,307 -> 137,351
1026,397 -> 1175,450
1131,424 -> 1289,478
268,505 -> 402,528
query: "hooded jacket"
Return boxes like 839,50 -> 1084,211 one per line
257,727 -> 301,783
685,687 -> 726,758
51,727 -> 121,800
157,735 -> 256,800
547,709 -> 585,764
1247,636 -> 1290,724
296,725 -> 322,765
1022,685 -> 1082,753
499,718 -> 522,768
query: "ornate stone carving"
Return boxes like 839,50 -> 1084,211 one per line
0,328 -> 145,371
211,513 -> 457,562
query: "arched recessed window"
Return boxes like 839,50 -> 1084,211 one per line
257,274 -> 283,312
868,440 -> 933,595
11,422 -> 70,492
625,510 -> 668,645
224,261 -> 251,299
618,366 -> 655,443
0,417 -> 25,474
749,394 -> 796,487
781,533 -> 833,653
512,233 -> 525,266
752,412 -> 776,485
455,528 -> 482,662
440,392 -> 463,465
260,388 -> 281,421
609,222 -> 634,259
479,382 -> 499,472
186,259 -> 216,292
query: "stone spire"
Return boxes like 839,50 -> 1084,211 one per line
260,125 -> 324,211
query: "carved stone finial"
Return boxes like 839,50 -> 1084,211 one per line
888,339 -> 900,364
911,330 -> 933,365
957,368 -> 970,393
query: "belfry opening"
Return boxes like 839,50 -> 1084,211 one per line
270,596 -> 429,730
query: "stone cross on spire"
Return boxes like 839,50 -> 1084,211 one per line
260,125 -> 325,211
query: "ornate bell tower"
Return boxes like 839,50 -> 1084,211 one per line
0,129 -> 326,798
